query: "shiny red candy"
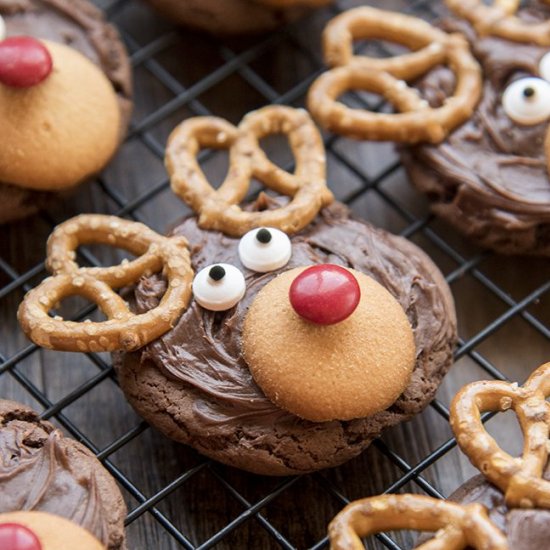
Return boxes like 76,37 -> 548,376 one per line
289,264 -> 361,325
0,37 -> 53,88
0,523 -> 42,550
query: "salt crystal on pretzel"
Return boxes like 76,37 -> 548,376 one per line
446,0 -> 550,47
18,214 -> 193,353
166,105 -> 333,237
328,494 -> 508,550
450,362 -> 550,509
307,6 -> 482,142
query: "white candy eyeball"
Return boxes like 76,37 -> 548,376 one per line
0,15 -> 5,41
238,227 -> 292,273
539,51 -> 550,83
192,263 -> 246,311
502,77 -> 550,125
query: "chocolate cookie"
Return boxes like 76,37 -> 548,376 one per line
16,106 -> 456,476
0,399 -> 127,550
144,0 -> 331,35
402,1 -> 550,256
0,0 -> 132,223
114,200 -> 457,475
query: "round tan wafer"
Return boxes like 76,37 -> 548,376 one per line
0,40 -> 120,191
0,511 -> 105,550
242,267 -> 416,422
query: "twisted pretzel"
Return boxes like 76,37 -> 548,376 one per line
451,362 -> 550,509
166,105 -> 333,237
307,7 -> 482,143
18,215 -> 193,353
446,0 -> 550,47
329,494 -> 508,550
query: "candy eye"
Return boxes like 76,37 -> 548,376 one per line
192,263 -> 246,311
502,77 -> 550,125
238,227 -> 292,273
539,51 -> 550,83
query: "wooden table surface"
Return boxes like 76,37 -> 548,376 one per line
1,1 -> 549,548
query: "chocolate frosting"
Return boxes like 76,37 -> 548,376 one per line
119,199 -> 457,473
403,2 -> 550,255
0,400 -> 126,550
417,463 -> 550,550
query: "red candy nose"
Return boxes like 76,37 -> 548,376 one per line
0,523 -> 42,550
289,264 -> 361,325
0,36 -> 53,88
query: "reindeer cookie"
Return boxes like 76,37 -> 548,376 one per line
328,362 -> 550,550
308,2 -> 550,256
0,400 -> 127,550
17,106 -> 457,475
0,0 -> 132,223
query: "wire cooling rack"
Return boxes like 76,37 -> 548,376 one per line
1,0 -> 550,548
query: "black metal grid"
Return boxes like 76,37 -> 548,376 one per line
1,0 -> 549,548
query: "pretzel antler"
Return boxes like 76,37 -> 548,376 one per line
307,7 -> 482,142
166,105 -> 333,237
446,0 -> 550,47
329,494 -> 508,550
18,215 -> 193,353
451,362 -> 550,509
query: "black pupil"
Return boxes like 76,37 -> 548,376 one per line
209,265 -> 226,281
523,86 -> 536,99
256,228 -> 272,244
